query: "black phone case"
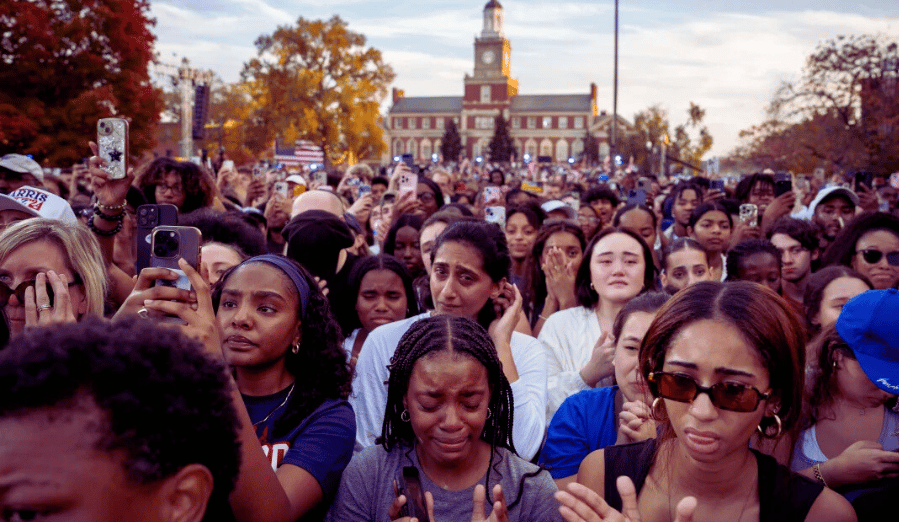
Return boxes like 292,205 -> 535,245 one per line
400,466 -> 430,522
135,204 -> 178,273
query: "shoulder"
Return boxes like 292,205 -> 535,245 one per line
345,444 -> 396,475
542,307 -> 592,329
358,314 -> 427,362
305,398 -> 355,428
556,386 -> 618,416
576,448 -> 606,493
804,488 -> 857,522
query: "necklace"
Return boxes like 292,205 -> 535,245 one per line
252,383 -> 296,428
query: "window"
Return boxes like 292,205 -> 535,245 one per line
421,139 -> 432,159
481,85 -> 491,103
422,117 -> 430,130
527,117 -> 536,129
436,118 -> 445,130
558,117 -> 568,129
475,117 -> 494,130
542,117 -> 552,129
512,117 -> 521,129
408,118 -> 416,130
555,139 -> 569,161
393,118 -> 401,129
574,117 -> 585,129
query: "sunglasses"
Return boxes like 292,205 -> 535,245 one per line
857,249 -> 899,266
0,276 -> 82,308
648,371 -> 770,413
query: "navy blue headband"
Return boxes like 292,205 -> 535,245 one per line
242,254 -> 311,319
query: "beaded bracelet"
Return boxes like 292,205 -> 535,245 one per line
96,201 -> 126,212
93,201 -> 126,221
86,212 -> 123,236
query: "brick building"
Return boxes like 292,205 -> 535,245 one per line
384,0 -> 631,164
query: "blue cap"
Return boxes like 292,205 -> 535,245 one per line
836,289 -> 899,394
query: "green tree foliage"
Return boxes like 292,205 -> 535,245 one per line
0,0 -> 162,165
488,112 -> 516,162
737,34 -> 899,174
621,103 -> 712,175
242,15 -> 395,165
440,119 -> 463,163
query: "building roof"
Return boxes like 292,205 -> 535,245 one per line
485,0 -> 502,9
391,96 -> 464,114
510,94 -> 592,112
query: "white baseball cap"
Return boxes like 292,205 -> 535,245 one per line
0,186 -> 77,223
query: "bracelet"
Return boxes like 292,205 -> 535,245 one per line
812,463 -> 828,487
96,201 -> 126,212
93,202 -> 126,221
86,212 -> 123,236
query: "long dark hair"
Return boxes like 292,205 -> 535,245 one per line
346,254 -> 420,332
528,220 -> 586,325
819,211 -> 899,268
431,220 -> 510,327
802,266 -> 872,340
212,256 -> 351,438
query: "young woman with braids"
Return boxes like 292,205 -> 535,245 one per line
328,315 -> 563,521
556,282 -> 854,522
351,220 -> 548,461
141,254 -> 355,522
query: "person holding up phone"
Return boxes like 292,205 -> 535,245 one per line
328,315 -> 563,522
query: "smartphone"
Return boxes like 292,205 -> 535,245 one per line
398,172 -> 418,196
313,170 -> 327,186
710,179 -> 725,192
222,159 -> 234,170
483,186 -> 501,203
150,226 -> 202,292
135,204 -> 178,273
627,188 -> 647,206
485,205 -> 506,227
97,118 -> 129,179
739,203 -> 758,227
854,170 -> 874,191
399,467 -> 430,522
401,153 -> 415,170
274,181 -> 290,199
773,172 -> 792,197
358,184 -> 371,195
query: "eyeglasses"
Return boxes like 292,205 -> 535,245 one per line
0,275 -> 82,307
417,192 -> 435,203
648,371 -> 770,413
156,183 -> 183,195
857,248 -> 899,266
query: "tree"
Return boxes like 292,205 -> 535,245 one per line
242,15 -> 395,166
440,119 -> 463,163
0,0 -> 162,166
620,103 -> 712,175
742,34 -> 899,174
488,112 -> 516,162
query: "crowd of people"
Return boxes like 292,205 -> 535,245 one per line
2,147 -> 899,521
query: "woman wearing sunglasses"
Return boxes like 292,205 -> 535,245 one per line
820,212 -> 899,290
0,218 -> 106,335
556,281 -> 855,522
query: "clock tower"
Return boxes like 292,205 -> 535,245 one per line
473,0 -> 512,79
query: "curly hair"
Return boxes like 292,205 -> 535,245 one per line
212,255 -> 352,438
179,208 -> 267,257
0,316 -> 241,522
134,157 -> 216,212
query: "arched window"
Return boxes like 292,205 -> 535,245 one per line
539,138 -> 553,157
420,139 -> 432,161
555,139 -> 569,162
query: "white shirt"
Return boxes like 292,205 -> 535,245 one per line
538,306 -> 613,423
349,312 -> 548,461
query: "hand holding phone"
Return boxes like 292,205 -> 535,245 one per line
97,118 -> 129,180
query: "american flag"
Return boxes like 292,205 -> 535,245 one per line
273,140 -> 324,166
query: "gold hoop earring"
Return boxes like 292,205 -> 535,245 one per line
756,413 -> 783,438
651,397 -> 664,419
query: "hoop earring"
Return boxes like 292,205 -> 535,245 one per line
291,343 -> 300,355
651,397 -> 664,419
400,409 -> 410,422
756,413 -> 783,438
486,407 -> 492,419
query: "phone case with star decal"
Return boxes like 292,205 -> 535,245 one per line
97,117 -> 129,179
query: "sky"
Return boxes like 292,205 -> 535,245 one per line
149,1 -> 898,158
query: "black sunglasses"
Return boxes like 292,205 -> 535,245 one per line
858,249 -> 899,266
0,275 -> 82,308
648,371 -> 770,413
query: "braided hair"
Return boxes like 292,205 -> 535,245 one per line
379,314 -> 514,454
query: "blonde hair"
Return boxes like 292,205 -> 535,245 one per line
0,219 -> 107,316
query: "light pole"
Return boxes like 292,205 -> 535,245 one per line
611,0 -> 618,164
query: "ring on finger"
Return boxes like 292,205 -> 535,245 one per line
137,307 -> 149,319
37,304 -> 52,313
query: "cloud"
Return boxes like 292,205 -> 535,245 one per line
150,1 -> 897,157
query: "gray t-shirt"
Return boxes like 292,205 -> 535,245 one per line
326,443 -> 563,522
